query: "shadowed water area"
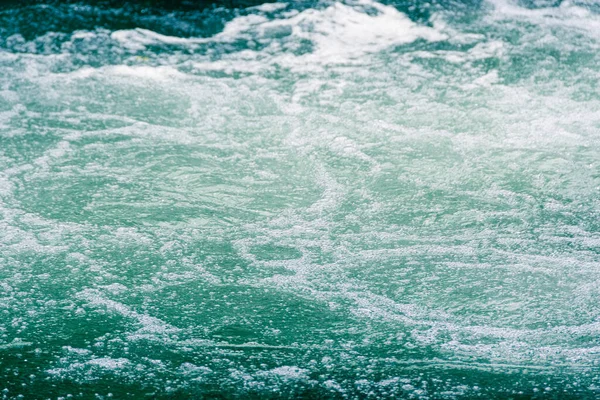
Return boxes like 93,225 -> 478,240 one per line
0,0 -> 599,398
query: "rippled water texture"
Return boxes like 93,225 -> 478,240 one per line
1,0 -> 600,398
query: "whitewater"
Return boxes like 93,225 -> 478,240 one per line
0,0 -> 599,398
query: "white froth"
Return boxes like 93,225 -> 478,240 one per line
488,0 -> 600,38
76,289 -> 180,336
251,2 -> 289,12
88,357 -> 130,369
269,366 -> 310,380
187,0 -> 447,71
111,28 -> 203,50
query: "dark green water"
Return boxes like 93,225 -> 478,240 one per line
1,0 -> 600,398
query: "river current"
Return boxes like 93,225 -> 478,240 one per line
1,0 -> 600,398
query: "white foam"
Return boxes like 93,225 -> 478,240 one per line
0,338 -> 33,350
88,357 -> 130,370
63,346 -> 92,355
251,2 -> 288,13
76,289 -> 180,335
276,0 -> 446,62
111,28 -> 203,50
68,65 -> 188,82
190,0 -> 447,72
488,0 -> 600,39
45,0 -> 447,76
110,65 -> 187,80
269,366 -> 310,380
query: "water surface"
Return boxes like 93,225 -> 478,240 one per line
1,0 -> 600,398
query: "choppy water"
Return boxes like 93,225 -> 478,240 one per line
1,0 -> 600,398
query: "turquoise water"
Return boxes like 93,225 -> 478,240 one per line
1,0 -> 600,398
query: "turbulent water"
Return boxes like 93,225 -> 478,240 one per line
1,0 -> 600,398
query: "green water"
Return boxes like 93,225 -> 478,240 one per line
1,0 -> 600,398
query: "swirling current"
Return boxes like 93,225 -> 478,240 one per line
1,0 -> 600,398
